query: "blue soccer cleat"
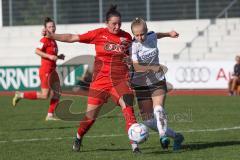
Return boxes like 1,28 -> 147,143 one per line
173,133 -> 184,151
160,135 -> 170,149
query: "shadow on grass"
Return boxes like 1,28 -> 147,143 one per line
183,140 -> 240,150
146,141 -> 240,154
17,126 -> 76,131
79,146 -> 156,153
79,141 -> 240,154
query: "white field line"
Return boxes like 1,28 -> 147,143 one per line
0,126 -> 240,144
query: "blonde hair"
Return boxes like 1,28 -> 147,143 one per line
131,17 -> 148,34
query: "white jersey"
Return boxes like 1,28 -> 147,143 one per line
130,31 -> 165,86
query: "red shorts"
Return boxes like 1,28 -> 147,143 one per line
39,68 -> 60,89
87,76 -> 133,106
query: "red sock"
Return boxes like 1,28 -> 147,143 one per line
23,91 -> 37,99
77,116 -> 95,138
122,106 -> 137,132
48,99 -> 59,113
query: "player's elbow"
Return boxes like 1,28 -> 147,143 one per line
69,35 -> 79,43
35,49 -> 40,55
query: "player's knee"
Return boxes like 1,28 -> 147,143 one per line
122,94 -> 134,106
39,93 -> 49,99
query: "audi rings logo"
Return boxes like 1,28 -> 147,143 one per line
175,66 -> 211,83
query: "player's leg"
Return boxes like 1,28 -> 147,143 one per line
228,78 -> 233,95
119,95 -> 140,153
137,99 -> 177,138
45,90 -> 60,121
73,84 -> 107,152
46,70 -> 61,121
152,88 -> 184,150
151,88 -> 170,149
231,76 -> 238,95
111,82 -> 139,153
237,78 -> 240,95
12,69 -> 51,107
12,88 -> 50,107
73,103 -> 102,152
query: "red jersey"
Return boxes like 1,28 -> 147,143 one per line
37,37 -> 58,71
78,28 -> 132,81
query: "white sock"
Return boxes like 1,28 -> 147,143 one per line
77,133 -> 81,139
47,113 -> 53,117
131,143 -> 138,151
143,118 -> 176,138
153,105 -> 167,137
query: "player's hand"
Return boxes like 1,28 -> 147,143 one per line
44,29 -> 53,39
48,55 -> 58,61
150,66 -> 161,72
57,54 -> 65,60
169,31 -> 179,38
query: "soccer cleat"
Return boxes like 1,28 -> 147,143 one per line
45,115 -> 60,121
12,91 -> 21,107
72,137 -> 82,152
132,147 -> 141,154
173,133 -> 184,151
160,135 -> 170,150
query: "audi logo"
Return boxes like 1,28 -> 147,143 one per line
175,67 -> 211,83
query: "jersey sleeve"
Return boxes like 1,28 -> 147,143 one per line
78,28 -> 102,44
37,37 -> 47,51
150,31 -> 158,45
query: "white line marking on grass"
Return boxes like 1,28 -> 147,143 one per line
0,126 -> 240,144
180,126 -> 240,133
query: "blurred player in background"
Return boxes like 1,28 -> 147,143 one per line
12,17 -> 65,121
44,5 -> 141,153
228,55 -> 240,96
130,17 -> 184,150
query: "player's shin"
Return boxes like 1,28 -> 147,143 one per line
77,116 -> 95,139
143,118 -> 176,138
23,91 -> 37,99
122,107 -> 139,151
48,98 -> 59,114
153,105 -> 167,137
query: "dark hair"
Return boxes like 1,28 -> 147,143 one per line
106,5 -> 121,22
44,17 -> 54,27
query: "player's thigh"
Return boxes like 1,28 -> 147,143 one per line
40,88 -> 50,98
137,99 -> 154,121
111,81 -> 134,107
151,88 -> 166,107
39,69 -> 50,89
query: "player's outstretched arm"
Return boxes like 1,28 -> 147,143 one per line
156,31 -> 179,39
47,33 -> 79,43
35,49 -> 58,61
42,29 -> 79,43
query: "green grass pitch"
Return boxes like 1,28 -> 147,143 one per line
0,95 -> 240,160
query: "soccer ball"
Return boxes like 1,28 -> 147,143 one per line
128,123 -> 149,144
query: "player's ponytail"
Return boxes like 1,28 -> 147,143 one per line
131,17 -> 148,33
106,4 -> 121,22
44,17 -> 54,27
